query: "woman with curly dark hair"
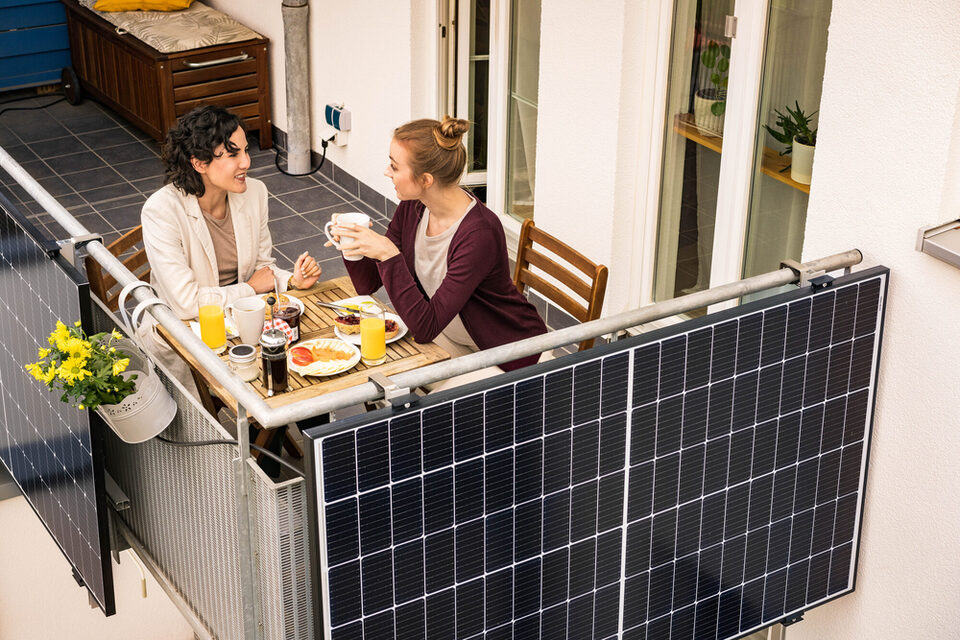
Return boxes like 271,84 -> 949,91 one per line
138,105 -> 321,385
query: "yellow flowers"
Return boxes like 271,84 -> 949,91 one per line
58,356 -> 92,383
25,320 -> 138,411
112,358 -> 130,377
48,320 -> 70,349
25,362 -> 43,380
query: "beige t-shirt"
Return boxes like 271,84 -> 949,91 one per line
414,199 -> 479,348
201,202 -> 239,286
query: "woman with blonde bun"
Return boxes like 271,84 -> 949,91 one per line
331,116 -> 547,378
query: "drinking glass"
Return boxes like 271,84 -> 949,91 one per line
198,291 -> 227,354
359,304 -> 386,366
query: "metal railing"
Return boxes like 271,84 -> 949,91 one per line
0,144 -> 863,428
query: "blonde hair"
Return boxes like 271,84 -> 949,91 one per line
393,116 -> 470,186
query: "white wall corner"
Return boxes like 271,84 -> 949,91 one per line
795,1 -> 960,638
533,0 -> 626,311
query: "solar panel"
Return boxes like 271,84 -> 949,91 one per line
0,195 -> 115,614
305,266 -> 887,640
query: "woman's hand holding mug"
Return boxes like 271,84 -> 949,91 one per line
324,212 -> 371,261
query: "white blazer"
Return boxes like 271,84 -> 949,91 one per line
138,178 -> 293,388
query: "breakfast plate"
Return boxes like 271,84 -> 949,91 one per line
334,311 -> 407,345
288,337 -> 360,377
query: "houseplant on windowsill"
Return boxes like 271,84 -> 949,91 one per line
693,40 -> 730,137
25,321 -> 176,443
763,101 -> 818,185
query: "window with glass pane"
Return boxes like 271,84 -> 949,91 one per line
742,0 -> 831,279
505,0 -> 540,221
466,0 -> 490,174
654,0 -> 734,303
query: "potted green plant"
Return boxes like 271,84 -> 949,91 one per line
763,101 -> 818,185
25,321 -> 176,443
693,40 -> 730,136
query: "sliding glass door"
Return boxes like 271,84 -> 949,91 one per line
653,0 -> 832,306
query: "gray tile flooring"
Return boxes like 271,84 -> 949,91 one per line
0,95 -> 391,284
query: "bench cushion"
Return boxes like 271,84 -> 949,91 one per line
79,0 -> 262,53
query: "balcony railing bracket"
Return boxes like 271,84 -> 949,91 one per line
780,258 -> 828,288
368,372 -> 416,409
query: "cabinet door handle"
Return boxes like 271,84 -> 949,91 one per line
184,53 -> 250,69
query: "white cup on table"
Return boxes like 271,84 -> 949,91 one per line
324,211 -> 371,261
226,296 -> 266,345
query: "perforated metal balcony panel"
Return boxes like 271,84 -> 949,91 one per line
0,195 -> 115,614
304,266 -> 888,640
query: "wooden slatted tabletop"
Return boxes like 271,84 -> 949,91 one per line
157,276 -> 450,412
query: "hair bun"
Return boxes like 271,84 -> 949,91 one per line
433,116 -> 470,150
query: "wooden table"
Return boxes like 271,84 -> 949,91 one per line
157,276 -> 451,413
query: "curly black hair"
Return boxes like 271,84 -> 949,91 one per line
161,105 -> 245,197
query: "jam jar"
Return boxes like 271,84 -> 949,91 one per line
274,304 -> 302,342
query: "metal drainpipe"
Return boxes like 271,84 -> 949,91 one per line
281,0 -> 312,174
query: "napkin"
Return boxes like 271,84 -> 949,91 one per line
189,319 -> 238,339
263,318 -> 294,342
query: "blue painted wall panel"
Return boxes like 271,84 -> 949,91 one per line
0,3 -> 66,29
0,1 -> 70,91
0,24 -> 68,58
0,48 -> 69,77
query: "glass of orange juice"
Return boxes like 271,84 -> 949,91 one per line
198,291 -> 227,354
359,303 -> 386,366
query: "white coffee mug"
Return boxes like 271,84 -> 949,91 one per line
226,296 -> 266,346
324,211 -> 371,261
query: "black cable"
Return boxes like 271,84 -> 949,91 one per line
155,434 -> 305,478
0,96 -> 66,118
273,138 -> 328,177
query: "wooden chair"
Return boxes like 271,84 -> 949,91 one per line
87,226 -> 302,462
513,219 -> 609,351
85,226 -> 151,312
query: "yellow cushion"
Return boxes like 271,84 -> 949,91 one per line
93,0 -> 194,11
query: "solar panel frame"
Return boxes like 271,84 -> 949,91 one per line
304,266 -> 887,640
0,193 -> 115,615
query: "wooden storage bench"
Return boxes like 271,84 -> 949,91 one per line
60,0 -> 272,148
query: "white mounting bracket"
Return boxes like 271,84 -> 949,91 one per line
917,218 -> 960,270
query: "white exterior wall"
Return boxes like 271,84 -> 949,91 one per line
535,0 -> 650,314
793,1 -> 960,637
204,0 -> 436,200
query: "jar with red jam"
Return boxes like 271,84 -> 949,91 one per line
274,305 -> 302,342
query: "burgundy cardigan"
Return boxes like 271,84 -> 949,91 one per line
343,198 -> 547,371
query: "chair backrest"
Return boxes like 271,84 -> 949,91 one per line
513,219 -> 608,351
85,226 -> 151,312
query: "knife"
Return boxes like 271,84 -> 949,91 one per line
314,301 -> 364,315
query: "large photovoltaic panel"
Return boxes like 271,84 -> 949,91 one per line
0,195 -> 115,614
305,266 -> 887,640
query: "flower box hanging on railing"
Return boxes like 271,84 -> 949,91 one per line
25,321 -> 176,443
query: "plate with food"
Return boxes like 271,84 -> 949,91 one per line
288,338 -> 361,377
333,311 -> 407,345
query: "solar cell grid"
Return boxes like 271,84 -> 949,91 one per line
309,268 -> 887,640
0,202 -> 114,613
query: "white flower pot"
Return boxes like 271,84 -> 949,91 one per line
791,137 -> 815,185
693,90 -> 726,137
97,340 -> 176,444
